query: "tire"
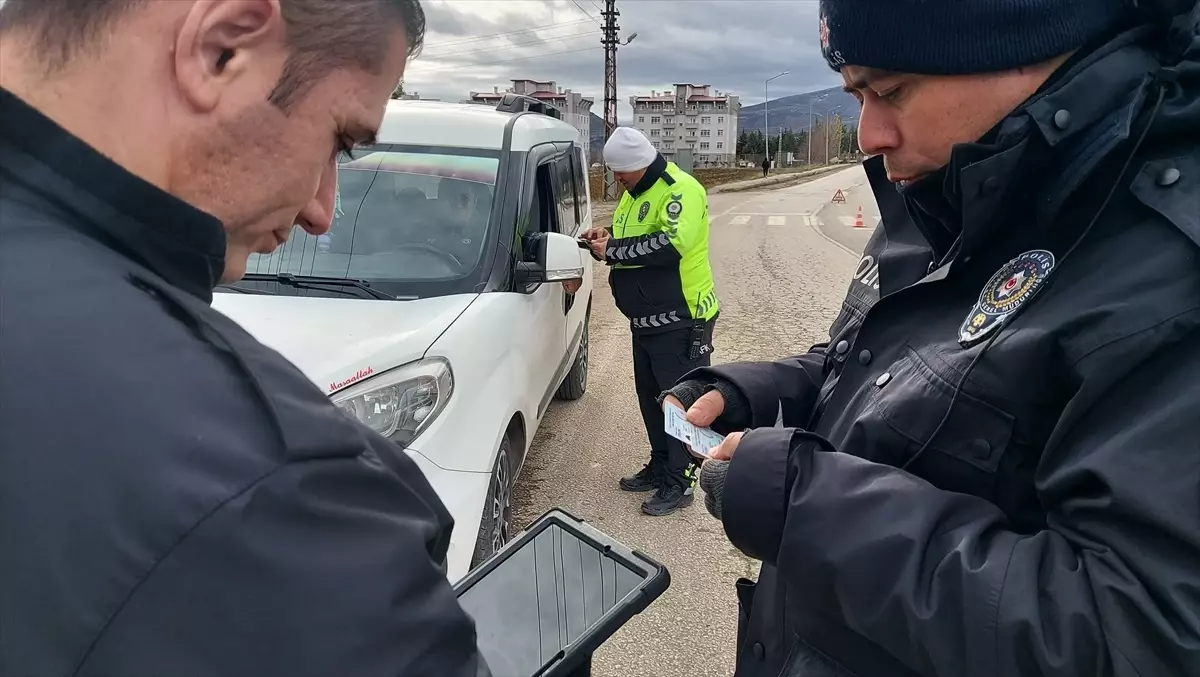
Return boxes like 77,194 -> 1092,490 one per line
471,434 -> 514,570
555,315 -> 589,401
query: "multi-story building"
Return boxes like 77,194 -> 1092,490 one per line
469,79 -> 593,150
629,84 -> 740,166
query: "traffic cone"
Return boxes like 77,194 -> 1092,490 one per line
853,206 -> 865,228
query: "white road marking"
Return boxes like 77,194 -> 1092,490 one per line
838,216 -> 857,227
729,215 -> 751,226
767,215 -> 787,226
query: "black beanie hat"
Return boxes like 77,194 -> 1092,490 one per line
818,0 -> 1136,75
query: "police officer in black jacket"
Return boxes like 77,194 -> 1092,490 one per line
0,1 -> 491,675
667,0 -> 1200,675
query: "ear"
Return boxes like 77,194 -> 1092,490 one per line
173,0 -> 285,112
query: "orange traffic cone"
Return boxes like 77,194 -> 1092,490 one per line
853,206 -> 865,228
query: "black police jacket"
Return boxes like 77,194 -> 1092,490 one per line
0,89 -> 489,676
680,19 -> 1200,677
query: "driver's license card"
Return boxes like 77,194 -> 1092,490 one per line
663,401 -> 725,458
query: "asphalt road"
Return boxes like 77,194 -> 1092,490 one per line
512,164 -> 879,677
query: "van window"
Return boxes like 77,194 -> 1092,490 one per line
247,147 -> 499,285
571,146 -> 588,222
552,153 -> 579,235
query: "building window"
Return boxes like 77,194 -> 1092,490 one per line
664,129 -> 674,137
700,129 -> 711,137
700,142 -> 710,150
718,116 -> 724,123
716,142 -> 723,149
650,129 -> 660,137
717,129 -> 724,136
651,116 -> 660,123
701,116 -> 711,124
652,141 -> 660,148
638,116 -> 644,123
664,117 -> 673,124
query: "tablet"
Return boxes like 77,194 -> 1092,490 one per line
454,508 -> 670,677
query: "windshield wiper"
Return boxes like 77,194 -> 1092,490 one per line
217,284 -> 276,295
240,273 -> 402,301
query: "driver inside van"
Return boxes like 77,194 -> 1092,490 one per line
432,179 -> 490,267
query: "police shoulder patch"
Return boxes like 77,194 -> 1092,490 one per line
666,200 -> 683,218
638,201 -> 651,222
959,249 -> 1055,347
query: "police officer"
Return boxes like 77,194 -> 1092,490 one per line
668,0 -> 1200,674
581,127 -> 719,516
0,1 -> 490,675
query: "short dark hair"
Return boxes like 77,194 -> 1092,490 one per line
0,0 -> 424,108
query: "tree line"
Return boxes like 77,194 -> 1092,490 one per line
737,115 -> 858,161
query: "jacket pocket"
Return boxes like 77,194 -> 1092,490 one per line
877,346 -> 1015,474
735,577 -> 756,653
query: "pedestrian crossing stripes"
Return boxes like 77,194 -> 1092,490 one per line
723,212 -> 873,229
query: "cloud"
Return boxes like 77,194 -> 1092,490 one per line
403,0 -> 842,119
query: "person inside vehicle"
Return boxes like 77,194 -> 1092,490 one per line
669,0 -> 1200,675
433,178 -> 489,267
0,0 -> 491,675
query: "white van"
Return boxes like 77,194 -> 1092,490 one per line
212,95 -> 594,581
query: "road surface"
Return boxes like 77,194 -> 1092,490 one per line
512,164 -> 880,677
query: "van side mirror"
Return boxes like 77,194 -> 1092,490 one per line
515,232 -> 585,288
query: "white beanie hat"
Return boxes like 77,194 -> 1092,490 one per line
604,127 -> 658,172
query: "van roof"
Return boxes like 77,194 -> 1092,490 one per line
376,100 -> 580,152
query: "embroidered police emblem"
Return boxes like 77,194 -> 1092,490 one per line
638,201 -> 651,222
959,249 -> 1055,347
666,200 -> 683,218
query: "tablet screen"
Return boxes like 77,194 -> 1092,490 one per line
457,522 -> 646,677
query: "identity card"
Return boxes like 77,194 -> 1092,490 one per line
663,401 -> 726,458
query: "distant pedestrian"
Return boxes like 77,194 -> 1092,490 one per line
760,155 -> 771,177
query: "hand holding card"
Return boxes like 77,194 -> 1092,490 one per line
663,401 -> 726,458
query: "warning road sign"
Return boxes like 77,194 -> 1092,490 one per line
831,189 -> 846,203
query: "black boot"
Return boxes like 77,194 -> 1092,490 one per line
619,464 -> 658,492
641,483 -> 694,516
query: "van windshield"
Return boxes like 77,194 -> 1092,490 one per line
242,146 -> 500,294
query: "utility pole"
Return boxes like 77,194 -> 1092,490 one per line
601,0 -> 619,199
807,101 -> 813,166
764,71 -> 787,169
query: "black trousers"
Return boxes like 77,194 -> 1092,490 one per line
631,320 -> 715,488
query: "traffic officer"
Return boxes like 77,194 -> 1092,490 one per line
0,0 -> 490,675
581,127 -> 719,516
668,0 -> 1200,674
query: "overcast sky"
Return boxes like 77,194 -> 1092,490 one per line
404,0 -> 840,119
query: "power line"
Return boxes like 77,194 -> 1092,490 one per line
414,45 -> 604,74
422,30 -> 600,59
422,19 -> 593,49
570,0 -> 604,27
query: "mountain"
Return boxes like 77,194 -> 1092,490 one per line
739,86 -> 859,135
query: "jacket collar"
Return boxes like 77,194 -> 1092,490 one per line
628,153 -> 670,197
0,87 -> 225,302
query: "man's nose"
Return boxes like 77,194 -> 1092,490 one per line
856,102 -> 900,157
297,158 -> 337,236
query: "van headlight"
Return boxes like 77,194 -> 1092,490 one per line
331,358 -> 453,447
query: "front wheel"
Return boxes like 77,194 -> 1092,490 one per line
555,316 -> 589,401
471,434 -> 514,569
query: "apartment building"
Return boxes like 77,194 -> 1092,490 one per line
469,79 -> 593,149
629,84 -> 741,165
